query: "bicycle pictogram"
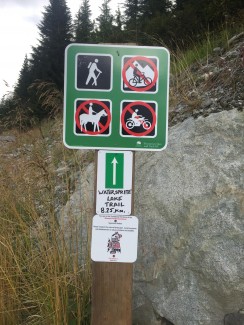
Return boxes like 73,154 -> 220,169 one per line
129,71 -> 152,88
122,56 -> 158,92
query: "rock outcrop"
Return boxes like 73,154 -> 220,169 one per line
133,109 -> 244,325
169,35 -> 244,127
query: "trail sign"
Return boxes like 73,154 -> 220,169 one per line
91,215 -> 138,263
64,43 -> 169,151
96,150 -> 133,216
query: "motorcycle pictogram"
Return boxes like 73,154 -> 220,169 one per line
125,108 -> 152,130
126,116 -> 151,130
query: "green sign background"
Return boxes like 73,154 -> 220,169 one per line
63,44 -> 170,151
105,153 -> 124,189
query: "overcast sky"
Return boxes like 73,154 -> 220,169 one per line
0,0 -> 123,99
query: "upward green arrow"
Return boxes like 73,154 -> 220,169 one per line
105,153 -> 124,188
112,157 -> 118,185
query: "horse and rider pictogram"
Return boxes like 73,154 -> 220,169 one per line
75,99 -> 111,136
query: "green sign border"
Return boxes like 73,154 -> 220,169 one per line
63,44 -> 170,151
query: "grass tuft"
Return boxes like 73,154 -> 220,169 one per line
0,125 -> 92,325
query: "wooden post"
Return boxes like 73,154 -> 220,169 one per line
91,151 -> 135,325
91,263 -> 133,324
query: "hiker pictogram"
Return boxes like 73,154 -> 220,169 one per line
122,56 -> 158,93
121,101 -> 157,137
86,59 -> 102,86
75,99 -> 111,135
76,54 -> 112,91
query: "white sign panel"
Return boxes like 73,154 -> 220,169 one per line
96,150 -> 133,215
91,215 -> 138,263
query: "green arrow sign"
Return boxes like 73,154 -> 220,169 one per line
96,150 -> 132,215
105,153 -> 124,188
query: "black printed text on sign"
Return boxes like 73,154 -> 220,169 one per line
120,101 -> 157,137
76,54 -> 112,91
122,56 -> 158,93
75,99 -> 111,136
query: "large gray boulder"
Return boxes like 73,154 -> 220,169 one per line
59,108 -> 243,324
133,109 -> 244,324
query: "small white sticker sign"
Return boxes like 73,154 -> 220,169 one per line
96,150 -> 133,215
91,215 -> 138,263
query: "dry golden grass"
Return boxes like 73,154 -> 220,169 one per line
0,122 -> 92,325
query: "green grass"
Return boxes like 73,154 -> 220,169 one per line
171,22 -> 244,74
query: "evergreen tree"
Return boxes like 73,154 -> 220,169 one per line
123,0 -> 143,42
171,0 -> 200,42
109,6 -> 126,43
141,0 -> 172,18
172,0 -> 244,45
138,0 -> 172,44
30,0 -> 72,90
115,6 -> 123,31
74,0 -> 93,43
96,0 -> 114,42
14,55 -> 31,100
175,0 -> 188,10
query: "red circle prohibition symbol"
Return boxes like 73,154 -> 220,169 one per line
121,101 -> 156,137
122,56 -> 158,92
75,99 -> 111,135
